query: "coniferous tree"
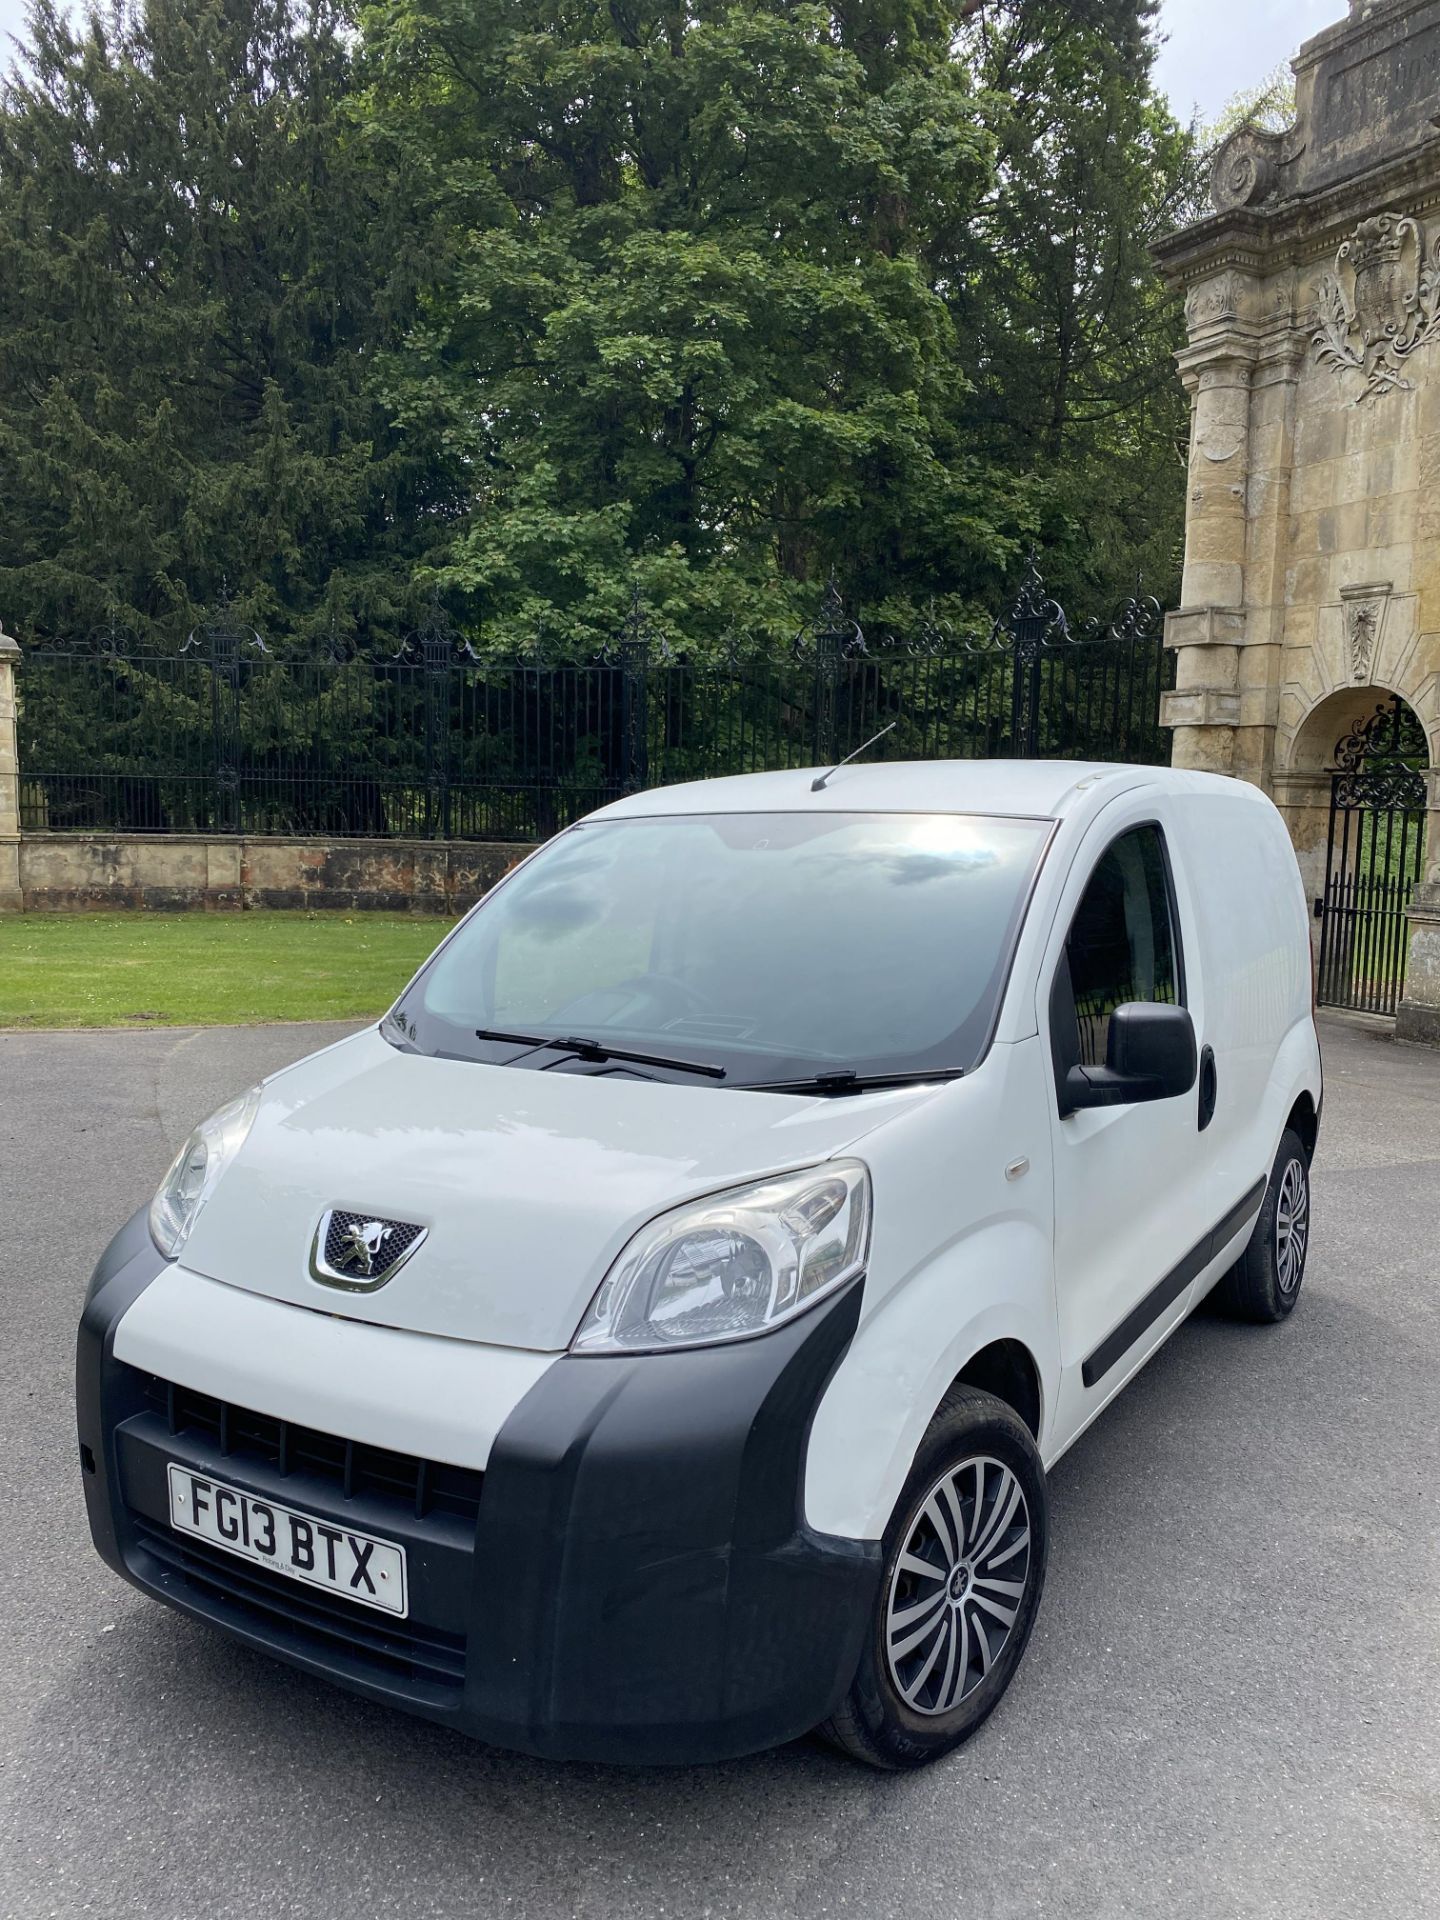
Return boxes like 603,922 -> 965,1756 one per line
0,0 -> 446,646
950,0 -> 1195,609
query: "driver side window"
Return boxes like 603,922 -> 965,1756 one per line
1056,825 -> 1181,1072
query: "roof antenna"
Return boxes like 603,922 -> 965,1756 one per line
811,721 -> 897,793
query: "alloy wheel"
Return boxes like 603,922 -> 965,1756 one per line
1275,1157 -> 1309,1295
884,1455 -> 1032,1717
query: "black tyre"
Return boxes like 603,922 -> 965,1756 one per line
820,1386 -> 1048,1771
1214,1127 -> 1311,1323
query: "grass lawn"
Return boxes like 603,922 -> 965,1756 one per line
0,912 -> 456,1030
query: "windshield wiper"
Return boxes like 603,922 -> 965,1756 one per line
473,1027 -> 726,1080
744,1068 -> 966,1096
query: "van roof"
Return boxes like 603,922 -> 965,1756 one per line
587,759 -> 1218,823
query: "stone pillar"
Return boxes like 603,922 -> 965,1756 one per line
1160,324 -> 1256,777
1397,768 -> 1440,1045
1157,272 -> 1308,789
0,625 -> 21,913
1237,329 -> 1308,791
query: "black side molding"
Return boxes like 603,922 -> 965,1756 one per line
1082,1176 -> 1267,1390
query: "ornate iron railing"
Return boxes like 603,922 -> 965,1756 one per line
1316,692 -> 1428,1017
17,565 -> 1173,842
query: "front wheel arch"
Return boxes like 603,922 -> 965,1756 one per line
952,1338 -> 1043,1440
802,1219 -> 1058,1542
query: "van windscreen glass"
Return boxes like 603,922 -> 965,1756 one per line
386,812 -> 1051,1087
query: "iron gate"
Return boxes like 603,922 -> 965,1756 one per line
1316,693 -> 1428,1016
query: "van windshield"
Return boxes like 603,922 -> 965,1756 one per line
386,811 -> 1051,1088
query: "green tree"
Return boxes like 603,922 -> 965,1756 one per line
1203,63 -> 1296,144
361,0 -> 1027,649
363,0 -> 1194,646
0,0 -> 445,647
950,0 -> 1195,608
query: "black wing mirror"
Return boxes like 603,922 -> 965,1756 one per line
1061,1002 -> 1197,1116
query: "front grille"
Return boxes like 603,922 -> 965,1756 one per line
132,1517 -> 467,1698
321,1208 -> 424,1281
138,1374 -> 484,1523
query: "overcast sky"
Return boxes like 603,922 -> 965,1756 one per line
1153,0 -> 1338,125
0,0 -> 1338,135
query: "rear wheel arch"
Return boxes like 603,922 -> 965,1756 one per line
1286,1089 -> 1319,1164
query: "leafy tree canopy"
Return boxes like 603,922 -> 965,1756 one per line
1203,62 -> 1296,144
0,0 -> 1196,654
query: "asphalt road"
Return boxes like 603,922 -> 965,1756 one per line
1,1014 -> 1438,1920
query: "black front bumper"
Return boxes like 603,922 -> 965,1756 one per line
77,1215 -> 881,1765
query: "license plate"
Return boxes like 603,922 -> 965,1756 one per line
166,1464 -> 408,1618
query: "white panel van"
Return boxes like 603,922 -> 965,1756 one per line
78,761 -> 1321,1769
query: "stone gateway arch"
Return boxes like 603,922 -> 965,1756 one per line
1154,0 -> 1440,1043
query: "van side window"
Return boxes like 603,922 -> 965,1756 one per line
1062,826 -> 1180,1069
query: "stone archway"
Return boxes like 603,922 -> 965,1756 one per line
1281,685 -> 1432,1015
1275,682 -> 1432,906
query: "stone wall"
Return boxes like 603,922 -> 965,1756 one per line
1153,0 -> 1440,1044
0,645 -> 531,915
0,628 -> 19,912
15,834 -> 528,915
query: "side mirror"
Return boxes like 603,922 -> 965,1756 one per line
1061,1002 -> 1197,1116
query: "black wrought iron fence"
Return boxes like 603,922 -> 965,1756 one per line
17,565 -> 1173,843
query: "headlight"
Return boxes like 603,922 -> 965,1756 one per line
571,1161 -> 871,1355
148,1086 -> 262,1258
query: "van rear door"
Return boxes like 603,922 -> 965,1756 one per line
1163,785 -> 1314,1271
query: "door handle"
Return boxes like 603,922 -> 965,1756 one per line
1197,1044 -> 1218,1132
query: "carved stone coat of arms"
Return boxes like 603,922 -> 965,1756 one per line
1312,212 -> 1440,404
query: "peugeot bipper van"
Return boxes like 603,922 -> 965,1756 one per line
78,761 -> 1321,1770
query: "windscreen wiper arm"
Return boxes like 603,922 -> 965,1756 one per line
474,1027 -> 726,1080
745,1067 -> 966,1096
